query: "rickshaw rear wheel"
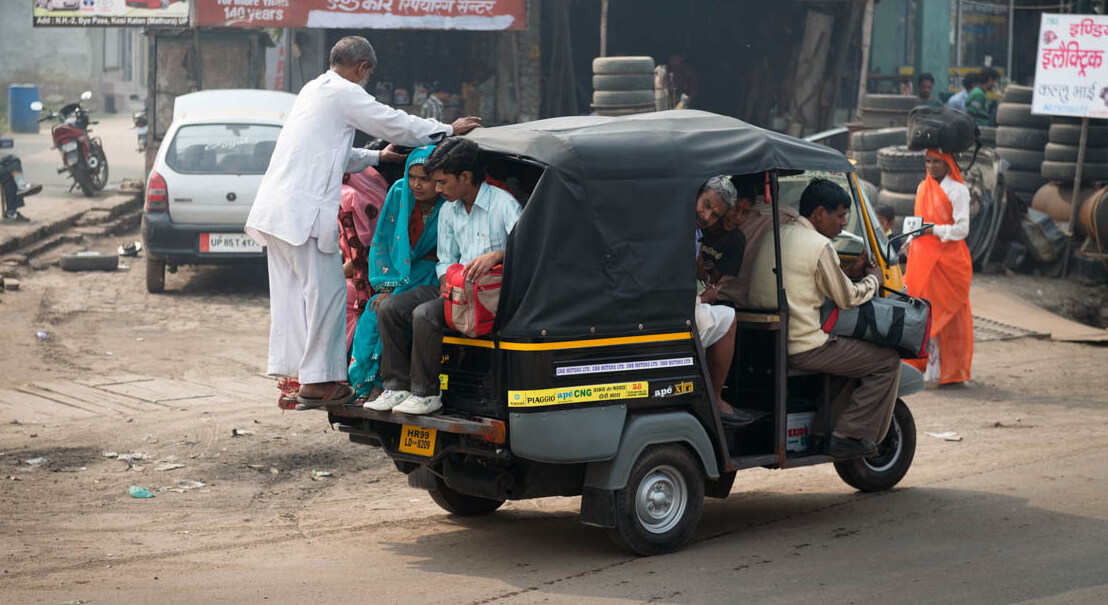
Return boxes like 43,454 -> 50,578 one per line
427,475 -> 505,517
834,398 -> 916,492
608,444 -> 704,556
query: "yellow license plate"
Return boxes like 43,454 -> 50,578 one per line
398,424 -> 437,457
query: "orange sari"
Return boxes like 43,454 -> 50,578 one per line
905,150 -> 973,383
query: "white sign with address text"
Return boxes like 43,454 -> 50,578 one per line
1033,14 -> 1108,118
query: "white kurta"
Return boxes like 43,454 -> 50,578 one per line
246,70 -> 452,253
247,70 -> 453,383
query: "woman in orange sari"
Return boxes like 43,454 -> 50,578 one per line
905,149 -> 973,385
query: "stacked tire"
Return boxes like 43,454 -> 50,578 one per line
876,146 -> 926,218
848,127 -> 906,186
592,57 -> 656,117
1042,117 -> 1108,186
995,85 -> 1049,201
858,94 -> 920,129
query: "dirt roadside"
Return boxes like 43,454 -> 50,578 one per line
1,244 -> 1107,604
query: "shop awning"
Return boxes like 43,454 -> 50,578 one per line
195,0 -> 526,30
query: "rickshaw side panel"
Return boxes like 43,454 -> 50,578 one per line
510,405 -> 627,463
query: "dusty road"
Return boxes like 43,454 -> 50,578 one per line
1,251 -> 1107,604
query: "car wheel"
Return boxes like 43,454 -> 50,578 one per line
146,258 -> 166,293
1003,85 -> 1034,104
608,444 -> 704,556
60,251 -> 119,272
995,147 -> 1045,172
427,475 -> 504,516
834,398 -> 916,492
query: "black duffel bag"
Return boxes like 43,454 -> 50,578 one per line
907,106 -> 980,154
819,289 -> 932,359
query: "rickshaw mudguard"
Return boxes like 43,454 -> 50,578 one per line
509,405 -> 628,463
898,362 -> 925,397
580,411 -> 720,492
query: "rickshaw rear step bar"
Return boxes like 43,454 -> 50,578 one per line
328,406 -> 506,442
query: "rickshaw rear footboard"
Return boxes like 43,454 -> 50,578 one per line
328,407 -> 508,468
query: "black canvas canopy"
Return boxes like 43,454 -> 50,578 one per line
468,110 -> 854,340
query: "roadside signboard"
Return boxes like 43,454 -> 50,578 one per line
32,0 -> 190,27
195,0 -> 527,30
1032,13 -> 1108,118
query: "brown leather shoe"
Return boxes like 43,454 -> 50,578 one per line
826,436 -> 878,460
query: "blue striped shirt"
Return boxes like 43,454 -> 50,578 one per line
436,182 -> 522,278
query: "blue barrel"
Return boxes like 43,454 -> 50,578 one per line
8,84 -> 41,134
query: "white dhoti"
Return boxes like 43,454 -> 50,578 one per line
261,234 -> 347,385
694,301 -> 736,348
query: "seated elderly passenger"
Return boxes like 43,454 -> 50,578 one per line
697,182 -> 754,304
694,176 -> 744,424
747,179 -> 900,460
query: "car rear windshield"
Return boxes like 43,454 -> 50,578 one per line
165,124 -> 281,175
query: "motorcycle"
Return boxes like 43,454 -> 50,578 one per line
133,107 -> 148,152
30,91 -> 109,197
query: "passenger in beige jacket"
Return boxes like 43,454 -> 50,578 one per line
748,179 -> 900,460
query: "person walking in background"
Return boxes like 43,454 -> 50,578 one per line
916,73 -> 943,108
905,149 -> 973,386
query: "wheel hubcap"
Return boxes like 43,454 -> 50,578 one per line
635,465 -> 687,535
864,416 -> 902,473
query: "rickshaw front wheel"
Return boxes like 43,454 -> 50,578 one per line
608,444 -> 705,556
427,475 -> 505,517
833,398 -> 917,492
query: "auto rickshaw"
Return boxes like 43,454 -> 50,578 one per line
325,110 -> 923,556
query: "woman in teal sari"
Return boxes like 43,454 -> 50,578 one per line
348,145 -> 443,399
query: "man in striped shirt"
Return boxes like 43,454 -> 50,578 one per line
368,138 -> 522,415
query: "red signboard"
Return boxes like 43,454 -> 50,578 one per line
196,0 -> 527,30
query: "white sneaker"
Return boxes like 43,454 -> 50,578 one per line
364,389 -> 410,411
392,394 -> 443,415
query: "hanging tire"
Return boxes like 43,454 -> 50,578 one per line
852,127 -> 908,152
1002,85 -> 1034,104
1041,160 -> 1108,183
1005,169 -> 1047,192
60,251 -> 119,272
1047,123 -> 1108,145
592,74 -> 655,91
995,127 -> 1048,150
607,444 -> 704,556
996,147 -> 1045,172
996,103 -> 1050,129
427,475 -> 505,517
593,90 -> 656,106
592,56 -> 654,75
834,398 -> 916,492
146,258 -> 166,293
861,94 -> 922,112
877,189 -> 918,215
880,170 -> 925,194
1044,142 -> 1108,163
877,146 -> 925,172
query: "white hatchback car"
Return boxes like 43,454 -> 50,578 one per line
141,89 -> 296,292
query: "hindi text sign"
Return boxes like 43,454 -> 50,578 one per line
1033,14 -> 1108,118
195,0 -> 526,30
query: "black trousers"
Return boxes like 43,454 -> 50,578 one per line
377,285 -> 448,397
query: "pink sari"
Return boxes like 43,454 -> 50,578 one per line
339,168 -> 390,350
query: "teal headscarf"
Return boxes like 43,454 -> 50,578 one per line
349,145 -> 443,396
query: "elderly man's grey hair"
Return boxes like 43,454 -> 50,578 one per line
330,36 -> 378,69
699,175 -> 738,209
